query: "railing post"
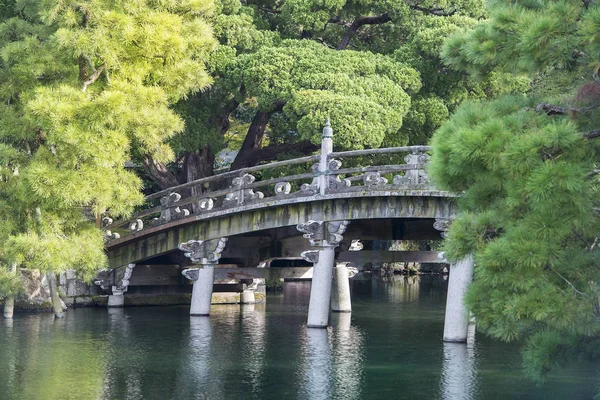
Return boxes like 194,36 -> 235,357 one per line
319,120 -> 334,195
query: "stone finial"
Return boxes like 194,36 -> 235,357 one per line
297,220 -> 349,247
434,219 -> 451,239
178,238 -> 228,264
327,159 -> 351,190
223,173 -> 264,206
182,268 -> 200,281
301,250 -> 320,263
297,220 -> 325,245
322,119 -> 333,138
156,192 -> 190,224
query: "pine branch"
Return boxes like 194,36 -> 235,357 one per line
528,103 -> 600,117
82,63 -> 106,92
408,3 -> 456,16
337,13 -> 391,50
534,103 -> 567,115
583,129 -> 600,139
547,264 -> 588,297
257,6 -> 280,14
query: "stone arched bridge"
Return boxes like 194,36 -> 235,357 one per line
99,123 -> 472,343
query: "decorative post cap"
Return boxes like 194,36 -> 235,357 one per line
322,119 -> 333,138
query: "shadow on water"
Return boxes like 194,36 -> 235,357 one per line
0,276 -> 598,399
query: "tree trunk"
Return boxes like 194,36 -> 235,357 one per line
231,110 -> 271,170
183,146 -> 215,212
47,272 -> 64,319
3,262 -> 17,319
142,156 -> 180,190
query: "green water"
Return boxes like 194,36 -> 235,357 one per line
0,277 -> 598,399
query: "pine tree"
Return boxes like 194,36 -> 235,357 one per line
141,0 -> 530,188
0,0 -> 215,317
430,0 -> 600,383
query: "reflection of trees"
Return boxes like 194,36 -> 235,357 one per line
102,308 -> 143,400
378,276 -> 421,304
0,312 -> 107,400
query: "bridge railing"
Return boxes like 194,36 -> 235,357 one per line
102,122 -> 432,241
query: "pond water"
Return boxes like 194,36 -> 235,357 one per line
0,276 -> 598,399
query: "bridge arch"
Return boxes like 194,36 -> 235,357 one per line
106,191 -> 456,268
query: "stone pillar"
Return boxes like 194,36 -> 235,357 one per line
179,238 -> 228,316
3,262 -> 17,319
107,264 -> 135,308
297,220 -> 349,328
443,255 -> 474,342
182,268 -> 215,316
107,288 -> 126,307
331,263 -> 352,312
241,290 -> 256,304
318,120 -> 334,195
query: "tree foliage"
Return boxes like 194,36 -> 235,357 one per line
143,0 -> 530,188
430,0 -> 600,382
0,0 -> 214,286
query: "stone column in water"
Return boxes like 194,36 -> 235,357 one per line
331,263 -> 352,312
108,264 -> 136,307
434,218 -> 475,343
443,255 -> 475,342
297,220 -> 349,328
179,238 -> 228,316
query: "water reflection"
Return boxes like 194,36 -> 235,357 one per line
240,303 -> 267,395
104,308 -> 143,400
300,328 -> 333,399
440,325 -> 477,400
0,279 -> 597,399
176,316 -> 219,399
331,313 -> 364,399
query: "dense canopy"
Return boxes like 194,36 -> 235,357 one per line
430,0 -> 600,381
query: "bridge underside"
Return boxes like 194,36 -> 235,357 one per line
106,195 -> 454,269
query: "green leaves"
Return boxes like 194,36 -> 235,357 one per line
431,0 -> 600,376
0,266 -> 23,299
226,39 -> 419,149
0,0 -> 214,275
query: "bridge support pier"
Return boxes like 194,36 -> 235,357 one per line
297,220 -> 349,328
108,289 -> 125,307
107,264 -> 135,308
443,254 -> 474,342
185,268 -> 215,316
179,238 -> 228,316
306,246 -> 336,327
331,263 -> 351,313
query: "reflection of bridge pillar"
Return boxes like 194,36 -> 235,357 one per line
331,263 -> 352,312
440,328 -> 477,399
179,238 -> 228,316
297,220 -> 349,328
331,312 -> 364,399
443,255 -> 474,342
301,328 -> 333,399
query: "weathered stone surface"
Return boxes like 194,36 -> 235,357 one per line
11,269 -> 66,312
107,194 -> 456,269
